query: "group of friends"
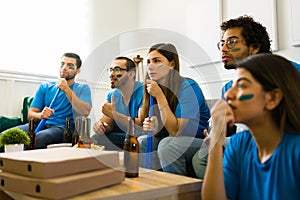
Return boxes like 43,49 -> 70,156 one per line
1,15 -> 300,200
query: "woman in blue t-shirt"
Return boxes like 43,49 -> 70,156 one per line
202,54 -> 300,200
137,43 -> 210,170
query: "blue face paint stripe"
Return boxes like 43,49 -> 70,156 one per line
230,48 -> 241,52
239,94 -> 254,101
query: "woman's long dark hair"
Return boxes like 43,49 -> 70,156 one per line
140,43 -> 183,138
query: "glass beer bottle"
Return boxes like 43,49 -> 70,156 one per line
27,118 -> 36,150
72,117 -> 80,146
123,117 -> 139,177
63,118 -> 72,143
78,117 -> 91,148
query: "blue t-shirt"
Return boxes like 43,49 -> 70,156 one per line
106,81 -> 143,118
31,82 -> 92,127
174,78 -> 210,138
223,131 -> 300,200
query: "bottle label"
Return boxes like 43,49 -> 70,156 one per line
124,151 -> 139,176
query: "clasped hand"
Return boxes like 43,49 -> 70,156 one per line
40,107 -> 54,120
206,99 -> 235,148
143,116 -> 159,135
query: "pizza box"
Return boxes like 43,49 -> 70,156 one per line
0,148 -> 119,178
0,167 -> 125,200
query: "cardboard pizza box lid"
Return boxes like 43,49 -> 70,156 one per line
0,148 -> 119,178
0,168 -> 125,200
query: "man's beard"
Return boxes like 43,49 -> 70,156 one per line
224,62 -> 236,70
61,73 -> 76,81
111,75 -> 129,89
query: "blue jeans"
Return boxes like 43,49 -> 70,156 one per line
0,123 -> 64,151
138,134 -> 163,170
92,132 -> 126,151
157,136 -> 204,177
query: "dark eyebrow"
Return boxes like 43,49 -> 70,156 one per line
236,77 -> 252,84
151,56 -> 162,61
221,36 -> 240,41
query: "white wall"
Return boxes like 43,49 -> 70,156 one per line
1,0 -> 299,119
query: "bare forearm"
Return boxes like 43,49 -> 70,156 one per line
64,88 -> 91,116
202,142 -> 227,200
28,110 -> 42,121
156,97 -> 179,136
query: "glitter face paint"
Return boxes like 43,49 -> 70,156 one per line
239,94 -> 254,101
230,48 -> 241,52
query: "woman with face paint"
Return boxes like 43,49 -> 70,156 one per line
137,43 -> 210,171
202,54 -> 300,200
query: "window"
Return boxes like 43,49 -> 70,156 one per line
0,0 -> 89,76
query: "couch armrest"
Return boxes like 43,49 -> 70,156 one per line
21,96 -> 34,123
0,116 -> 22,132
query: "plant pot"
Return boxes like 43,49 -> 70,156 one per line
4,144 -> 24,153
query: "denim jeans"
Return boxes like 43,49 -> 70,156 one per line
92,132 -> 126,151
138,134 -> 163,170
157,136 -> 204,177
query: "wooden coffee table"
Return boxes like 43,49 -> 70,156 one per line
2,168 -> 202,200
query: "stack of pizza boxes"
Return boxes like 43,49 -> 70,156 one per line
0,148 -> 124,199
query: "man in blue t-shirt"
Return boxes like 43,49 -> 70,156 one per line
0,53 -> 92,150
92,57 -> 143,150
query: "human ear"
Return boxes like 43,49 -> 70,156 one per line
169,60 -> 175,69
76,68 -> 81,75
128,71 -> 135,79
265,88 -> 283,110
249,44 -> 261,55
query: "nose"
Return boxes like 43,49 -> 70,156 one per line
224,84 -> 236,101
61,64 -> 68,70
221,43 -> 230,52
147,63 -> 154,70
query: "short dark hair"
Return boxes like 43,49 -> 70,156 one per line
115,56 -> 136,72
220,15 -> 272,53
62,53 -> 82,68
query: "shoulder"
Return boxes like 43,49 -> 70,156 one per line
183,77 -> 198,85
41,81 -> 55,87
228,130 -> 252,149
221,80 -> 233,99
282,132 -> 300,153
290,60 -> 300,74
73,82 -> 90,89
134,81 -> 144,91
107,89 -> 121,100
181,77 -> 200,90
222,80 -> 232,92
135,81 -> 144,87
38,81 -> 55,90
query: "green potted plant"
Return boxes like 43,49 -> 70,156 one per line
0,128 -> 30,152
